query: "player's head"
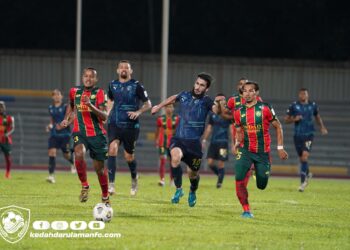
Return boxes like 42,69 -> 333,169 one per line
164,104 -> 174,115
82,67 -> 98,89
0,101 -> 5,114
192,72 -> 213,98
51,89 -> 63,103
298,88 -> 309,102
242,81 -> 259,103
237,77 -> 248,94
214,93 -> 226,102
116,60 -> 133,80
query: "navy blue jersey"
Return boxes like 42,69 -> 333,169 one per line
108,79 -> 149,129
174,91 -> 213,140
48,103 -> 71,137
286,101 -> 319,136
208,112 -> 232,143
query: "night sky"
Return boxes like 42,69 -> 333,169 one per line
1,0 -> 350,60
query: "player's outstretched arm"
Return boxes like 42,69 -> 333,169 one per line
151,95 -> 177,115
272,119 -> 288,160
315,114 -> 328,135
128,100 -> 152,120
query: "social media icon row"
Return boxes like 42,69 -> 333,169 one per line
32,221 -> 105,230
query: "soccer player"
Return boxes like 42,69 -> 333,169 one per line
154,104 -> 179,186
0,101 -> 14,179
107,60 -> 152,196
45,89 -> 75,184
60,68 -> 110,205
284,88 -> 328,192
202,93 -> 232,188
151,72 -> 220,207
233,81 -> 288,218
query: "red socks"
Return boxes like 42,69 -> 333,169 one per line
159,158 -> 166,180
97,167 -> 109,198
75,159 -> 89,187
236,180 -> 250,212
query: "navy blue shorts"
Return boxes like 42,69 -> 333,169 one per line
169,137 -> 203,171
108,123 -> 139,154
294,134 -> 314,157
207,142 -> 229,161
48,136 -> 71,153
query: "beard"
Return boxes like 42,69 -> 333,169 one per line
120,71 -> 128,79
191,87 -> 205,99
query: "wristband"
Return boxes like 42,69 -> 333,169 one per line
277,145 -> 284,150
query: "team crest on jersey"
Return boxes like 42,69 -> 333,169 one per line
90,95 -> 96,99
255,111 -> 262,117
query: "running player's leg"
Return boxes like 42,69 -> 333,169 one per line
207,143 -> 219,176
123,128 -> 139,196
182,140 -> 202,207
73,134 -> 89,202
107,123 -> 120,195
234,148 -> 253,217
169,138 -> 185,203
187,167 -> 200,207
89,134 -> 109,203
216,143 -> 228,188
158,147 -> 166,186
1,144 -> 12,179
253,153 -> 271,190
61,136 -> 74,172
47,136 -> 57,183
217,160 -> 225,188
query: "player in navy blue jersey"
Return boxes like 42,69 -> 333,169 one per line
202,93 -> 232,188
107,60 -> 152,196
45,89 -> 75,183
151,72 -> 222,207
284,88 -> 328,192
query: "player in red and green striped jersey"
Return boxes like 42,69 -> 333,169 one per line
60,68 -> 110,205
233,81 -> 288,218
154,104 -> 179,186
0,101 -> 14,179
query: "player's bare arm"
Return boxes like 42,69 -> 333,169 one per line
83,95 -> 108,121
201,124 -> 212,148
60,101 -> 76,128
284,114 -> 302,124
128,100 -> 152,120
272,119 -> 288,160
315,114 -> 328,135
151,95 -> 177,115
106,98 -> 114,117
5,116 -> 15,137
232,126 -> 242,155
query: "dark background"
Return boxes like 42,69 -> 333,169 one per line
1,0 -> 349,60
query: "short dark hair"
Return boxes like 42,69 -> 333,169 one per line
117,60 -> 131,67
197,72 -> 213,88
245,81 -> 259,91
216,93 -> 226,98
299,87 -> 308,92
83,67 -> 98,76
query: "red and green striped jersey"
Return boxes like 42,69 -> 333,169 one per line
227,94 -> 263,139
234,101 -> 276,153
69,86 -> 107,137
156,114 -> 179,148
0,114 -> 14,144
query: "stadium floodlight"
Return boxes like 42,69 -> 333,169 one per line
75,0 -> 82,86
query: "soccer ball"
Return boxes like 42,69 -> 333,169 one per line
93,203 -> 113,222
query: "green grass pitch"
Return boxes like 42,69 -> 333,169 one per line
0,170 -> 349,249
